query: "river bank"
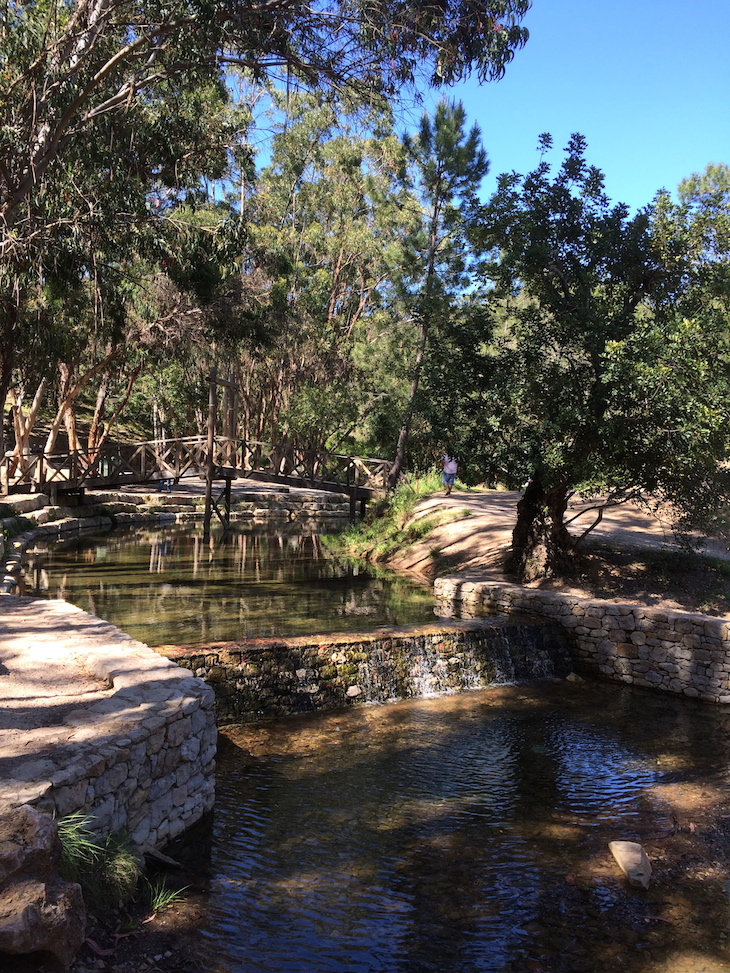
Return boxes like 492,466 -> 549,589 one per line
376,488 -> 730,617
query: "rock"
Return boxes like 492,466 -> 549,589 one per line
608,840 -> 652,889
0,806 -> 86,969
0,877 -> 86,968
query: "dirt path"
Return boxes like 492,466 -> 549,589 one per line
382,490 -> 730,592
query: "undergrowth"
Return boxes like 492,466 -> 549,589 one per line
57,811 -> 186,915
58,811 -> 141,908
327,471 -> 470,562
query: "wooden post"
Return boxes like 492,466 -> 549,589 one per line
203,367 -> 217,541
224,475 -> 232,528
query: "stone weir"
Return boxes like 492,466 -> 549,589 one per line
159,617 -> 573,724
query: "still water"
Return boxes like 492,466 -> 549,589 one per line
24,525 -> 437,644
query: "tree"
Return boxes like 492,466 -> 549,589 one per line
227,92 -> 415,451
0,0 -> 530,453
388,99 -> 489,488
434,135 -> 730,580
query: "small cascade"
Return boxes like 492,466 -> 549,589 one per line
172,616 -> 574,722
355,617 -> 572,703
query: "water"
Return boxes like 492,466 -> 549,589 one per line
23,523 -> 730,969
194,683 -> 730,973
24,525 -> 437,645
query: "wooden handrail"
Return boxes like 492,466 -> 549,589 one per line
1,437 -> 391,498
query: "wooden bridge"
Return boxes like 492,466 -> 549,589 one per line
1,436 -> 391,512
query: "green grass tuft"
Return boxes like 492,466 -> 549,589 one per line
144,876 -> 189,914
57,812 -> 142,908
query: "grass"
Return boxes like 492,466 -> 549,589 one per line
144,876 -> 189,914
57,810 -> 103,884
57,811 -> 190,923
326,470 -> 471,562
57,812 -> 142,908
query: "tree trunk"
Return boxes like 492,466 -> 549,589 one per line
508,477 -> 574,581
9,380 -> 45,463
44,349 -> 121,454
388,318 -> 428,491
0,297 -> 18,462
87,363 -> 141,459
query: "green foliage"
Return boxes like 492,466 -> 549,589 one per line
423,136 -> 730,577
144,876 -> 189,914
57,811 -> 101,885
331,470 -> 463,560
390,100 -> 490,486
57,812 -> 142,908
232,92 -> 416,450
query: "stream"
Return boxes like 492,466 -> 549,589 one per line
26,523 -> 730,972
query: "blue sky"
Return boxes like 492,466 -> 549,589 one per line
418,0 -> 730,212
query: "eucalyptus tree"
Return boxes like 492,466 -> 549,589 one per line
230,92 -> 414,451
0,0 -> 531,454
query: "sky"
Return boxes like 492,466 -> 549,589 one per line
417,0 -> 730,213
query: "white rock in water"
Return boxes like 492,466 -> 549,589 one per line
608,840 -> 652,889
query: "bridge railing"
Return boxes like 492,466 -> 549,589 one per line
1,437 -> 391,496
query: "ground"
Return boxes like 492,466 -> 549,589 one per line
382,488 -> 730,616
8,487 -> 730,972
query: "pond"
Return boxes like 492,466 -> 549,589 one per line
23,524 -> 438,645
194,680 -> 730,973
24,521 -> 730,971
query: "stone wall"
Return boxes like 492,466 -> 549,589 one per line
162,618 -> 573,723
434,578 -> 730,704
0,600 -> 217,852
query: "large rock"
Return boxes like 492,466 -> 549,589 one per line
0,806 -> 86,969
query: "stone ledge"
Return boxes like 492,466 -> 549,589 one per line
0,598 -> 216,852
435,578 -> 730,704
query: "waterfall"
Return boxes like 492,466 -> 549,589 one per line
173,617 -> 574,722
354,618 -> 573,703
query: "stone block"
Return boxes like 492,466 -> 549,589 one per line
94,762 -> 128,797
167,715 -> 192,748
53,780 -> 89,818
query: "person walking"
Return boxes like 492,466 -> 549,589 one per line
442,451 -> 458,496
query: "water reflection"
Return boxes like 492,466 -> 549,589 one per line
198,682 -> 730,973
24,526 -> 437,645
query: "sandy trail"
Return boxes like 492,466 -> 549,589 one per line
386,488 -> 730,580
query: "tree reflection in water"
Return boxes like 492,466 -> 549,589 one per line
25,525 -> 437,645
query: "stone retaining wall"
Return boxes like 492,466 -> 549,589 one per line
162,618 -> 573,723
0,600 -> 217,851
434,578 -> 730,704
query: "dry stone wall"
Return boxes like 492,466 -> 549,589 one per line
162,618 -> 573,723
434,578 -> 730,704
0,600 -> 216,852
